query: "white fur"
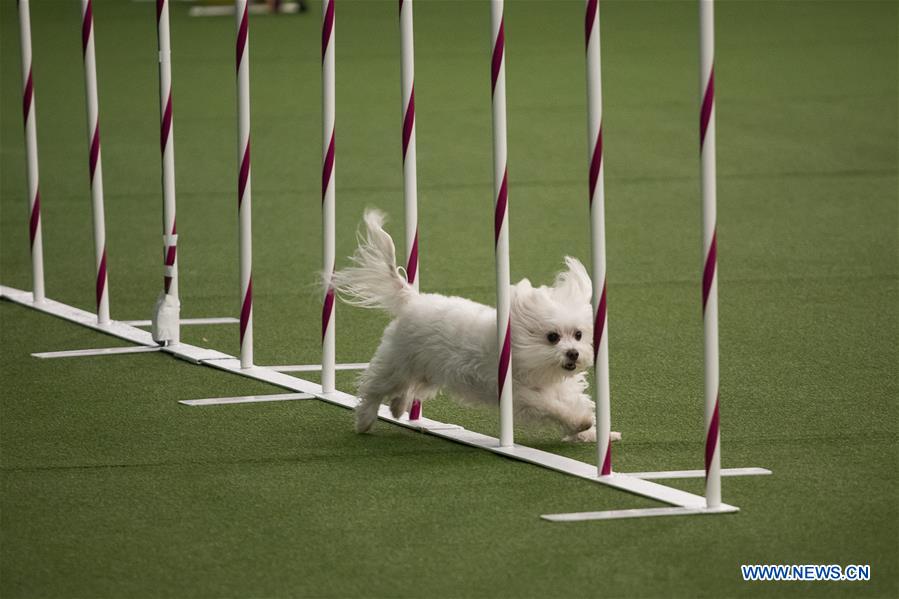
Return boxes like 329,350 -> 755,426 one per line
331,209 -> 621,442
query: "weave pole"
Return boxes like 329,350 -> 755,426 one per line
235,0 -> 253,368
399,0 -> 422,420
80,0 -> 110,325
490,0 -> 513,448
699,0 -> 721,508
16,0 -> 45,304
584,0 -> 612,476
152,0 -> 180,344
321,0 -> 336,393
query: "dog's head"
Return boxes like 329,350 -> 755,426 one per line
510,257 -> 594,385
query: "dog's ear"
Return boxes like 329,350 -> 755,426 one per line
511,278 -> 546,331
552,257 -> 592,304
514,278 -> 534,293
510,278 -> 534,311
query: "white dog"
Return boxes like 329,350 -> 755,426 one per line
332,210 -> 619,442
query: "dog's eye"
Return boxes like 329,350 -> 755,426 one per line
574,331 -> 582,341
547,332 -> 561,344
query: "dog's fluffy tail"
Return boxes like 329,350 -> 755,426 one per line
330,209 -> 415,316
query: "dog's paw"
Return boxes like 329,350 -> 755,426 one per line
354,417 -> 375,434
354,401 -> 380,433
389,397 -> 406,419
564,425 -> 596,443
563,427 -> 623,443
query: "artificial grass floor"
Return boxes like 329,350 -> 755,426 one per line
1,0 -> 897,597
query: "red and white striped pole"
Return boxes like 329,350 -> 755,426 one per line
153,0 -> 180,344
17,0 -> 45,304
321,0 -> 336,393
399,0 -> 422,420
584,0 -> 612,476
235,0 -> 253,368
80,0 -> 110,325
490,0 -> 513,448
699,0 -> 721,508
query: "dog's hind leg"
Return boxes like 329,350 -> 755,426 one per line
355,354 -> 407,432
389,383 -> 438,419
389,395 -> 410,419
355,396 -> 383,433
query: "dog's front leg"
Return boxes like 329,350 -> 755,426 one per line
550,384 -> 622,443
513,385 -> 594,438
563,422 -> 623,443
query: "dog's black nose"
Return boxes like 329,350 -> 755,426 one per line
566,350 -> 579,361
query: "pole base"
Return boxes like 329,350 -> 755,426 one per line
541,504 -> 739,522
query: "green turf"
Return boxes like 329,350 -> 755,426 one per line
1,0 -> 897,597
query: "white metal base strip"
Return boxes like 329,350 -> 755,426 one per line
165,345 -> 233,364
180,393 -> 314,406
1,286 -> 158,347
0,287 -> 232,365
32,346 -> 163,359
121,317 -> 238,327
626,467 -> 772,480
268,362 -> 369,373
540,504 -> 740,522
188,2 -> 300,17
1,285 -> 758,515
198,358 -> 726,510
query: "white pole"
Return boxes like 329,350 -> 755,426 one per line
399,0 -> 422,419
153,0 -> 181,344
490,0 -> 513,448
80,0 -> 110,325
321,0 -> 336,393
17,0 -> 45,304
699,0 -> 721,508
235,0 -> 253,368
584,0 -> 612,476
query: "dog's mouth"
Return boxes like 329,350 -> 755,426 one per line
562,362 -> 577,371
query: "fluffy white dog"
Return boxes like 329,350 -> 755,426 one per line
332,210 -> 618,442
